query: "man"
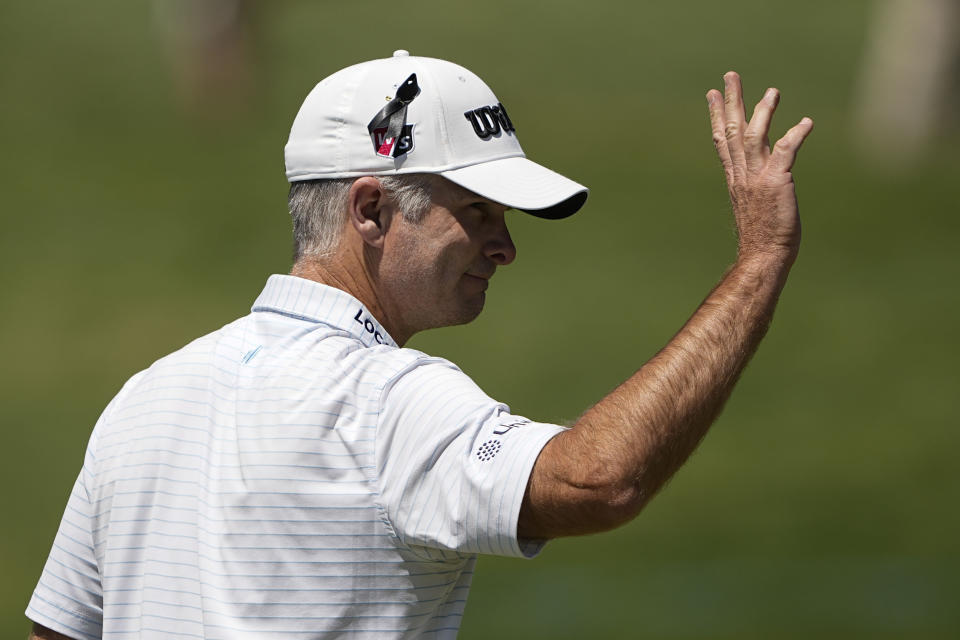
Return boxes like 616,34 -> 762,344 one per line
27,51 -> 812,638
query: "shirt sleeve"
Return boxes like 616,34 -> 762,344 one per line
375,358 -> 566,559
25,439 -> 104,640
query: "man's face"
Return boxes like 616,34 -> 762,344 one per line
378,177 -> 517,337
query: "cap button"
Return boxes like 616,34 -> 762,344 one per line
393,49 -> 410,57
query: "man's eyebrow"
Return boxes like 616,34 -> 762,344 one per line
459,193 -> 505,210
448,184 -> 484,202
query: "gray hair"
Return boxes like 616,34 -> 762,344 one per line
288,174 -> 434,261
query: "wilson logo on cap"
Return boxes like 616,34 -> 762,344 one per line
464,103 -> 516,140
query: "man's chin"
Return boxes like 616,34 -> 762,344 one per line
410,291 -> 487,335
439,292 -> 486,329
451,292 -> 486,327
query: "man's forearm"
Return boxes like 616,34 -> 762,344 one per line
519,72 -> 812,540
521,253 -> 792,537
595,254 -> 792,497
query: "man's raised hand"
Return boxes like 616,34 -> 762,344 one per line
707,71 -> 813,264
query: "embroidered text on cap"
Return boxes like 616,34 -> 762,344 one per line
464,103 -> 516,140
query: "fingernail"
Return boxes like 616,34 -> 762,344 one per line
765,88 -> 777,103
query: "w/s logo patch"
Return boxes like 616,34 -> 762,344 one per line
371,124 -> 415,158
367,73 -> 420,159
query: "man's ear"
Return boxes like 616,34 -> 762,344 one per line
347,177 -> 391,249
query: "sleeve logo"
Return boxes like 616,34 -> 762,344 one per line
476,439 -> 502,462
493,416 -> 530,436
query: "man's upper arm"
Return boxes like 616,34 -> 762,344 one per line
376,358 -> 568,557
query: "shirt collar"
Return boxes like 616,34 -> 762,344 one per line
251,274 -> 398,348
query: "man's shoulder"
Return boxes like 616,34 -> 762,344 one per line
374,347 -> 501,413
342,343 -> 462,390
141,316 -> 246,372
101,316 -> 246,394
377,344 -> 464,375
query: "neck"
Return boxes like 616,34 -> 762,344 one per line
291,249 -> 411,346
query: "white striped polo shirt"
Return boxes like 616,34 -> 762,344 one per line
27,274 -> 566,639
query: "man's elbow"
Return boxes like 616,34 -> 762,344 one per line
523,436 -> 655,538
578,476 -> 649,533
525,474 -> 649,539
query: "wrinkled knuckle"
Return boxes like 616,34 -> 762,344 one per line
724,121 -> 739,139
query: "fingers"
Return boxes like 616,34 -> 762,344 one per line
722,71 -> 747,171
707,89 -> 732,178
744,88 -> 779,171
709,73 -> 811,177
769,117 -> 814,173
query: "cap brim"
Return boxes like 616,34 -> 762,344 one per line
439,156 -> 588,220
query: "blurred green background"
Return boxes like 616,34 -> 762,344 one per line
2,0 -> 958,638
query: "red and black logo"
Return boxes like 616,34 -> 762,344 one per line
371,124 -> 415,158
367,73 -> 420,159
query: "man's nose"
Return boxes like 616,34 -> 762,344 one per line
483,216 -> 517,266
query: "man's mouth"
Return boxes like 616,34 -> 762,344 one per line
464,273 -> 491,289
465,266 -> 496,281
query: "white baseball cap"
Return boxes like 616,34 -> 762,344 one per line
284,50 -> 588,219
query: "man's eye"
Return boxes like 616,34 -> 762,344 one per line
470,202 -> 492,216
